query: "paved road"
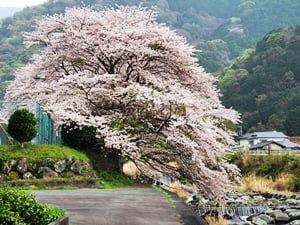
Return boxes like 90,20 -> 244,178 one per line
33,186 -> 204,225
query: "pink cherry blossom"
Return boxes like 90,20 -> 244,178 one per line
6,6 -> 240,198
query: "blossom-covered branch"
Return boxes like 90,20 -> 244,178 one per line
6,6 -> 240,198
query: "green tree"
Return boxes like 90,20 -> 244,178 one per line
7,108 -> 37,147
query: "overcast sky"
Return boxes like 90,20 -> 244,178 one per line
0,0 -> 47,7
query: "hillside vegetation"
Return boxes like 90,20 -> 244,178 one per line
219,26 -> 300,135
228,153 -> 300,192
1,0 -> 300,95
1,0 -> 300,134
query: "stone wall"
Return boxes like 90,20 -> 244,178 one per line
0,156 -> 96,181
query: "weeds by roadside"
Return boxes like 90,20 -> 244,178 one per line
205,215 -> 228,225
98,171 -> 136,189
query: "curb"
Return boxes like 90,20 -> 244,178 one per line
167,191 -> 208,225
48,216 -> 69,225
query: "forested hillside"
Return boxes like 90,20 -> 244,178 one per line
219,26 -> 300,136
0,0 -> 300,135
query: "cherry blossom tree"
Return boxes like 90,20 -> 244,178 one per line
6,6 -> 240,197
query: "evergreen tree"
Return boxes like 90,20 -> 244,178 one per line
7,108 -> 37,147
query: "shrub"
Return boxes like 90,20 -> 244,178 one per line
7,109 -> 37,147
0,187 -> 65,225
288,175 -> 300,191
61,121 -> 98,150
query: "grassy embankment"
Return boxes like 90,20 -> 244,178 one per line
227,152 -> 300,193
0,144 -> 135,189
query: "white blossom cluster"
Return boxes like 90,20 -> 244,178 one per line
6,6 -> 240,198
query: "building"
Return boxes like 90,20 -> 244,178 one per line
237,131 -> 300,151
0,101 -> 61,145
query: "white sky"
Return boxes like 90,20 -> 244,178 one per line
0,0 -> 47,8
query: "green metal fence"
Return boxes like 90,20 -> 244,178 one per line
0,101 -> 61,145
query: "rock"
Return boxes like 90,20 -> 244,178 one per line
256,214 -> 274,224
287,199 -> 300,205
288,211 -> 300,219
16,158 -> 27,174
54,160 -> 66,173
227,198 -> 246,206
241,196 -> 251,202
2,159 -> 17,174
252,216 -> 267,225
70,160 -> 82,174
39,167 -> 58,178
65,156 -> 74,167
276,205 -> 290,210
253,195 -> 265,202
23,172 -> 34,179
272,211 -> 290,222
285,209 -> 298,213
82,160 -> 91,168
43,158 -> 55,169
265,209 -> 282,216
228,221 -> 251,225
291,220 -> 300,225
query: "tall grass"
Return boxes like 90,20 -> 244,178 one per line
205,215 -> 227,225
227,153 -> 300,192
236,173 -> 291,193
162,181 -> 189,200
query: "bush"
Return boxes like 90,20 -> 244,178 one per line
7,109 -> 37,147
61,121 -> 98,150
288,175 -> 300,191
0,187 -> 65,225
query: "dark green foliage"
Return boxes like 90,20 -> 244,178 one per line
98,171 -> 135,189
227,153 -> 299,177
7,109 -> 37,146
1,0 -> 300,133
1,0 -> 300,85
0,187 -> 65,225
288,175 -> 300,192
61,121 -> 98,150
220,26 -> 300,135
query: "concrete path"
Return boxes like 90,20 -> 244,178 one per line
33,186 -> 204,225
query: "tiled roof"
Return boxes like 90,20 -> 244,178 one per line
249,141 -> 283,149
249,140 -> 300,149
278,140 -> 300,149
239,131 -> 287,139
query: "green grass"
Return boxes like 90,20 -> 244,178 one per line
0,144 -> 138,190
0,144 -> 88,161
152,185 -> 175,208
98,171 -> 136,189
17,185 -> 78,190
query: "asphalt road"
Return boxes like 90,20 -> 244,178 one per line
33,186 -> 205,225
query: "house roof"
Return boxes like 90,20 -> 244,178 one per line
239,131 -> 287,140
249,141 -> 285,149
278,140 -> 300,149
249,140 -> 300,149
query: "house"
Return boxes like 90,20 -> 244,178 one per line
237,131 -> 300,150
238,131 -> 287,148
